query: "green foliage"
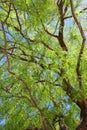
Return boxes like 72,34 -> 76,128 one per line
0,0 -> 86,130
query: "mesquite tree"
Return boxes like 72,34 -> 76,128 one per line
0,0 -> 87,130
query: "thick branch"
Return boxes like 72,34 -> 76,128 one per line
57,0 -> 68,51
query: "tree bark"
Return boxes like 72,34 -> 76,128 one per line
76,99 -> 87,130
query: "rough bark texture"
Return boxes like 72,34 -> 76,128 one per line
76,99 -> 87,130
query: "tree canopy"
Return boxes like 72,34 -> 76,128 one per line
0,0 -> 87,130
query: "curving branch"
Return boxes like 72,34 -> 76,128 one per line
14,26 -> 34,42
2,22 -> 51,130
1,22 -> 14,75
41,22 -> 58,39
70,0 -> 86,88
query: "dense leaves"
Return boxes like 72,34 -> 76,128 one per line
0,0 -> 87,130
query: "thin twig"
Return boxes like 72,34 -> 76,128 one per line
64,7 -> 87,20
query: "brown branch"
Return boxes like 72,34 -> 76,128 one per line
41,1 -> 68,51
57,0 -> 68,51
64,15 -> 72,20
1,21 -> 43,115
63,79 -> 73,98
57,68 -> 75,102
17,77 -> 52,130
1,86 -> 32,103
41,41 -> 54,51
70,1 -> 86,40
41,41 -> 58,56
32,0 -> 67,52
44,28 -> 58,38
0,5 -> 8,12
31,0 -> 58,46
1,22 -> 14,75
14,26 -> 34,42
12,3 -> 22,30
0,46 -> 16,52
1,23 -> 51,128
3,3 -> 11,23
63,6 -> 68,17
70,0 -> 86,88
64,7 -> 87,20
41,22 -> 58,39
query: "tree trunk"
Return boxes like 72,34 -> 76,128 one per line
76,99 -> 87,130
